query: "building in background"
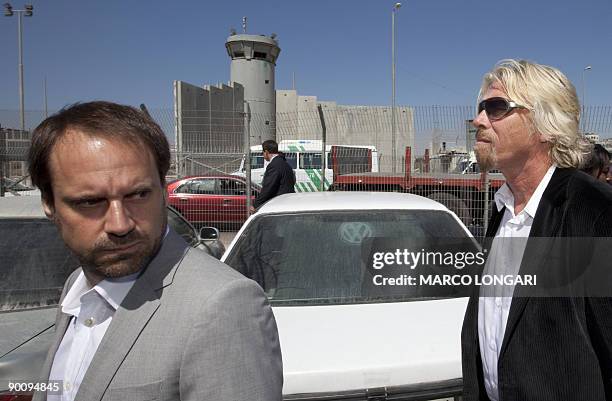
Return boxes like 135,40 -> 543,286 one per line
173,81 -> 244,176
584,132 -> 600,143
174,27 -> 280,176
226,33 -> 280,144
601,137 -> 612,153
0,128 -> 30,179
276,90 -> 414,172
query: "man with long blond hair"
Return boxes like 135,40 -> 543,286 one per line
461,60 -> 612,401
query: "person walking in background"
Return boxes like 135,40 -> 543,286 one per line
252,139 -> 296,210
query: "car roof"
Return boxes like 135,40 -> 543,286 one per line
167,174 -> 249,187
0,196 -> 46,218
172,174 -> 245,181
256,192 -> 449,214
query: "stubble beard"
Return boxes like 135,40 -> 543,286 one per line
474,142 -> 497,172
82,232 -> 163,279
56,209 -> 167,280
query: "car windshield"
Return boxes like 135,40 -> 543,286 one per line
225,210 -> 478,306
0,218 -> 79,311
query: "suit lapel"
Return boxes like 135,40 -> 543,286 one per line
498,168 -> 571,359
485,203 -> 505,239
73,230 -> 189,401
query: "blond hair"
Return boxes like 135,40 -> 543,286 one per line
480,59 -> 590,168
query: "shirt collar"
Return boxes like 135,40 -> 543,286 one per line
61,270 -> 139,317
494,165 -> 556,219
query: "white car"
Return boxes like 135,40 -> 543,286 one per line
222,192 -> 480,400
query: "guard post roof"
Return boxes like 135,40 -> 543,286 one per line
225,34 -> 281,64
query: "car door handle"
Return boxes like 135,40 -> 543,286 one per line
179,198 -> 189,202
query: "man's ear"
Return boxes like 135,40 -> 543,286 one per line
41,196 -> 55,220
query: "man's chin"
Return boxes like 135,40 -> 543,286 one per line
475,150 -> 496,172
97,263 -> 143,278
82,253 -> 149,279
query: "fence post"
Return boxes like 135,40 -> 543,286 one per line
0,128 -> 5,197
245,103 -> 252,214
482,171 -> 490,236
317,104 -> 326,191
173,82 -> 182,179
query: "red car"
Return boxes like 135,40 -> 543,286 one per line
167,175 -> 260,229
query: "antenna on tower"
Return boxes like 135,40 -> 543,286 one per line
242,16 -> 247,33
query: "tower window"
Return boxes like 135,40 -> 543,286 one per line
234,51 -> 244,57
253,51 -> 267,59
265,80 -> 269,84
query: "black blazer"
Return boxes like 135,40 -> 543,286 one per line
461,168 -> 612,401
253,154 -> 296,209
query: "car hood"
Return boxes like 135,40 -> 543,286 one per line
274,297 -> 468,396
0,307 -> 56,357
0,307 -> 57,387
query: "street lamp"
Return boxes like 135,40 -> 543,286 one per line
4,3 -> 33,132
582,65 -> 592,113
391,2 -> 401,173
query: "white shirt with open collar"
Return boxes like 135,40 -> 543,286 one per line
48,227 -> 169,401
478,164 -> 556,401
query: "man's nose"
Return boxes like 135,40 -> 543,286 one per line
104,200 -> 135,237
473,109 -> 489,128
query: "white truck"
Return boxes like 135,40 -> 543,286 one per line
235,139 -> 379,192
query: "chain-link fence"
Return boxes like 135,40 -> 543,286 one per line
2,106 -> 612,235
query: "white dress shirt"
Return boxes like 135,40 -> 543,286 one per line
478,165 -> 556,401
47,271 -> 138,401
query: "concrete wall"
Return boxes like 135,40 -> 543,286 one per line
276,90 -> 414,172
173,81 -> 244,175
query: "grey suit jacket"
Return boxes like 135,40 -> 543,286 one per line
34,229 -> 283,401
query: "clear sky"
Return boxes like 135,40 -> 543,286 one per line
1,0 -> 610,112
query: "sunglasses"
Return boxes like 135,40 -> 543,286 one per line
478,97 -> 527,121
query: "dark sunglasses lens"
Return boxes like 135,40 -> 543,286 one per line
485,98 -> 510,119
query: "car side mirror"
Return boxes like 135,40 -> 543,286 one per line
199,226 -> 220,241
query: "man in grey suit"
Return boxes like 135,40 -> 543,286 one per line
28,101 -> 283,401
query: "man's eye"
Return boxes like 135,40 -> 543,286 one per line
129,190 -> 150,200
75,199 -> 102,207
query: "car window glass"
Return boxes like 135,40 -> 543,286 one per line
219,179 -> 246,196
283,152 -> 297,169
0,219 -> 79,311
184,179 -> 216,194
175,182 -> 190,193
250,153 -> 264,169
167,208 -> 199,246
225,210 -> 478,306
300,153 -> 323,169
